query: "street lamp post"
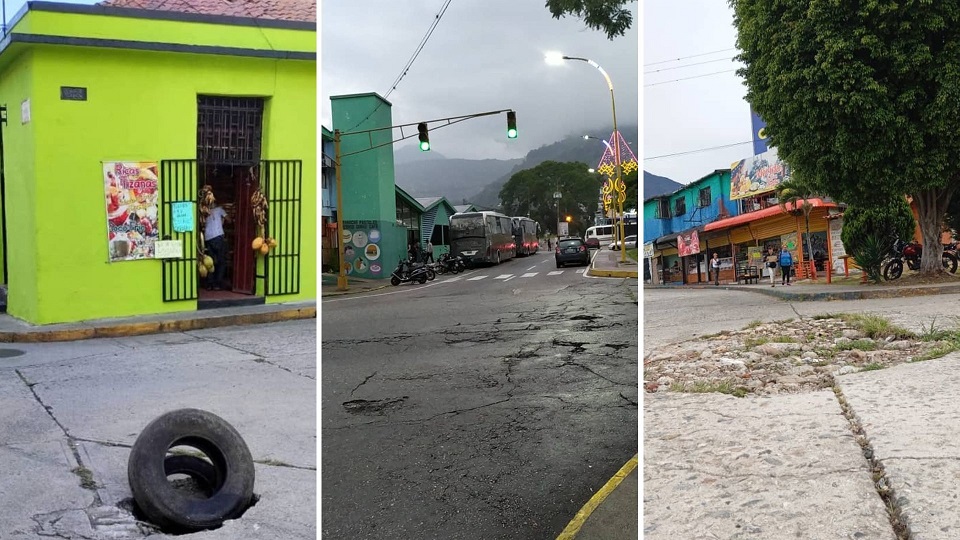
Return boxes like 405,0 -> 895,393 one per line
547,52 -> 627,263
553,190 -> 562,237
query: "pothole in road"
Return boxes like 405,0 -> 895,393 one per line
570,314 -> 601,321
0,348 -> 25,358
342,396 -> 409,414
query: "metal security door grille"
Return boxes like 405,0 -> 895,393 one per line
262,160 -> 302,296
197,97 -> 264,166
160,160 -> 198,302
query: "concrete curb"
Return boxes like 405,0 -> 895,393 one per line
588,268 -> 639,278
645,283 -> 960,302
0,306 -> 317,343
321,284 -> 392,297
557,454 -> 638,539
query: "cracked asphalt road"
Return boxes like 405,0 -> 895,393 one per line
321,253 -> 639,540
0,320 -> 316,540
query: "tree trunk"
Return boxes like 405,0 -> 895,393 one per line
913,187 -> 956,274
803,209 -> 814,275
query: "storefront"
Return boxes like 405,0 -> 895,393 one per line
0,2 -> 316,324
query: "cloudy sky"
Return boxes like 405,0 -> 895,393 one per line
320,1 -> 638,161
643,0 -> 754,185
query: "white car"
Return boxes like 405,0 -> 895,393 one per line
609,235 -> 638,251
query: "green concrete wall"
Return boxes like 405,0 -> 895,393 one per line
7,44 -> 315,324
0,52 -> 39,322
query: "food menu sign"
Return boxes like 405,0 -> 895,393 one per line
104,161 -> 159,262
730,147 -> 791,200
341,220 -> 383,277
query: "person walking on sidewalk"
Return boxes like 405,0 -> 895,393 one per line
426,240 -> 434,263
710,253 -> 721,285
779,247 -> 794,286
764,248 -> 778,287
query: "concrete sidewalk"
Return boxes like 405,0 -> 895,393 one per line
0,301 -> 315,343
645,352 -> 960,539
647,276 -> 960,301
320,272 -> 392,297
588,247 -> 639,279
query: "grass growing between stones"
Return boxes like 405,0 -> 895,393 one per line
836,339 -> 879,352
770,336 -> 797,343
671,380 -> 748,398
744,337 -> 770,348
745,320 -> 763,329
861,362 -> 885,371
834,313 -> 914,340
71,466 -> 98,490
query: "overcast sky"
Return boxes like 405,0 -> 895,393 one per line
644,1 -> 753,185
320,1 -> 638,161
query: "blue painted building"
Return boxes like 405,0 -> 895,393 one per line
321,126 -> 338,272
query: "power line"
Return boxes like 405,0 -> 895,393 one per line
644,47 -> 737,67
644,69 -> 739,87
644,141 -> 753,161
644,56 -> 739,74
343,0 -> 453,132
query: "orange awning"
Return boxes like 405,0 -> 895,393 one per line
703,198 -> 838,232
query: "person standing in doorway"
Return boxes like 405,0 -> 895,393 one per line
779,247 -> 794,286
710,253 -> 721,285
764,248 -> 778,287
426,240 -> 434,263
204,190 -> 230,291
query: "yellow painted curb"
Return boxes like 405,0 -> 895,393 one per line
556,454 -> 638,540
0,307 -> 317,343
588,268 -> 639,278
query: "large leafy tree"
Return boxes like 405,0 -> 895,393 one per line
499,161 -> 599,235
545,0 -> 634,40
731,0 -> 960,273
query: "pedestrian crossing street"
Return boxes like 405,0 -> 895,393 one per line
448,268 -> 586,283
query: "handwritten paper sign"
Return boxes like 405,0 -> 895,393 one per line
172,202 -> 194,232
154,240 -> 183,259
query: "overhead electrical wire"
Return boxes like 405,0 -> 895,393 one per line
644,47 -> 737,67
644,56 -> 740,74
644,69 -> 739,87
644,140 -> 754,161
343,0 -> 453,133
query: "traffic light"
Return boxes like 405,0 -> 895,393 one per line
418,122 -> 430,151
506,111 -> 517,139
565,215 -> 572,222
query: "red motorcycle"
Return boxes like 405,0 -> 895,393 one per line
883,237 -> 958,280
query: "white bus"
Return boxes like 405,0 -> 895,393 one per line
584,224 -> 614,249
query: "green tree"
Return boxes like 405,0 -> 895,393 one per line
499,161 -> 599,235
841,198 -> 916,282
545,0 -> 633,40
731,0 -> 960,274
622,168 -> 638,212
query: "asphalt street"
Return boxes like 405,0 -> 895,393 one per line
320,251 -> 639,540
0,320 -> 316,540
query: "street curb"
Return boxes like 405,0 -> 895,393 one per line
557,454 -> 638,540
321,284 -> 392,297
0,306 -> 317,343
645,283 -> 960,302
588,268 -> 639,278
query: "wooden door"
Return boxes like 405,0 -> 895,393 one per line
232,170 -> 258,294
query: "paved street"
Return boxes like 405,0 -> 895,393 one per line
321,251 -> 639,539
645,288 -> 960,539
0,320 -> 316,540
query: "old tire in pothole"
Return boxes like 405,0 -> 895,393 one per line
128,408 -> 255,533
163,455 -> 221,498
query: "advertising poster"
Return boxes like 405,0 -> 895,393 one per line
750,108 -> 769,156
780,232 -> 798,251
747,246 -> 763,268
677,230 -> 701,257
342,220 -> 383,277
104,161 -> 159,262
729,147 -> 792,200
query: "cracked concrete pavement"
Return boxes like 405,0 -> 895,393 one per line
322,265 -> 638,539
645,288 -> 960,539
0,319 -> 315,540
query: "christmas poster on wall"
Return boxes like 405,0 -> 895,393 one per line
104,161 -> 159,262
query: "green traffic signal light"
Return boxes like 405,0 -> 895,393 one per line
506,111 -> 517,139
418,122 -> 430,151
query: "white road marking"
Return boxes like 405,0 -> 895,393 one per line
494,274 -> 513,280
504,276 -> 516,282
527,265 -> 537,271
444,277 -> 463,283
468,275 -> 488,281
521,272 -> 538,278
548,271 -> 563,276
576,269 -> 586,274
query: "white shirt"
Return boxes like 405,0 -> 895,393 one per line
205,206 -> 227,240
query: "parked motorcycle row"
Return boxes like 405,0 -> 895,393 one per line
390,252 -> 466,286
882,237 -> 959,280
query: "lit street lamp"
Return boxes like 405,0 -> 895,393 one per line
547,52 -> 627,263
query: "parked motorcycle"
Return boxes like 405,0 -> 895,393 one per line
437,253 -> 464,274
390,258 -> 431,286
883,237 -> 958,280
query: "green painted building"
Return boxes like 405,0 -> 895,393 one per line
0,2 -> 316,324
331,92 -> 410,278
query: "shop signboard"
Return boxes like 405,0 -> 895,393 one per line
730,147 -> 791,200
780,231 -> 798,251
104,161 -> 159,262
677,230 -> 700,257
643,242 -> 655,259
154,240 -> 182,259
341,220 -> 383,278
747,246 -> 763,267
171,202 -> 195,232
